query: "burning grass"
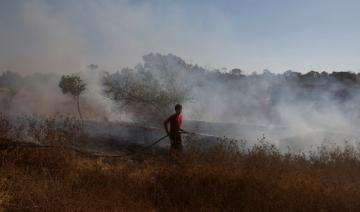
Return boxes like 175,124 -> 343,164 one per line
1,116 -> 360,211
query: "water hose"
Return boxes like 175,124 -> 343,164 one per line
92,135 -> 169,158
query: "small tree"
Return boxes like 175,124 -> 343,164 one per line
230,68 -> 243,76
59,75 -> 86,121
103,69 -> 190,123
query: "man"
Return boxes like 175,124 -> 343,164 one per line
164,104 -> 187,153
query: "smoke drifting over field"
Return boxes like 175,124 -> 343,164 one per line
2,53 -> 360,152
0,0 -> 236,74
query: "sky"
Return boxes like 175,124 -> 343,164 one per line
1,0 -> 360,74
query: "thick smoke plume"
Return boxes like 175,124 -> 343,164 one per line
1,53 -> 360,152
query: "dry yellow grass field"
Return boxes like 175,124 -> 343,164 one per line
1,116 -> 360,211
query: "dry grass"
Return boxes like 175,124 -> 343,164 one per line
1,116 -> 360,211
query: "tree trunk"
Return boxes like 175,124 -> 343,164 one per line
76,96 -> 83,122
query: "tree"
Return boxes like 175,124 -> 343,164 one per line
284,70 -> 301,80
3,88 -> 18,110
58,75 -> 86,121
103,69 -> 190,122
230,68 -> 243,76
102,53 -> 192,124
0,70 -> 23,88
87,64 -> 99,71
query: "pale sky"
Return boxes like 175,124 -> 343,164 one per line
1,0 -> 360,74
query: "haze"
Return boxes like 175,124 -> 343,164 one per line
1,0 -> 360,74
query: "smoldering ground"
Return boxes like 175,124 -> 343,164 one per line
2,53 -> 360,154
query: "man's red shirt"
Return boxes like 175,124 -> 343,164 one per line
167,114 -> 182,134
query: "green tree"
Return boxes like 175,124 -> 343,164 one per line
58,75 -> 86,121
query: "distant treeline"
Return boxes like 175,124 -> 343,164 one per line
1,68 -> 360,88
1,68 -> 359,91
1,53 -> 360,123
0,70 -> 60,91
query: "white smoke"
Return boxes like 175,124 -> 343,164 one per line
0,0 -> 236,74
1,1 -> 360,152
2,53 -> 360,153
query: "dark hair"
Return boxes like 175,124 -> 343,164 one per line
175,104 -> 182,110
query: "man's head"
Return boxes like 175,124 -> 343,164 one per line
175,104 -> 182,115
